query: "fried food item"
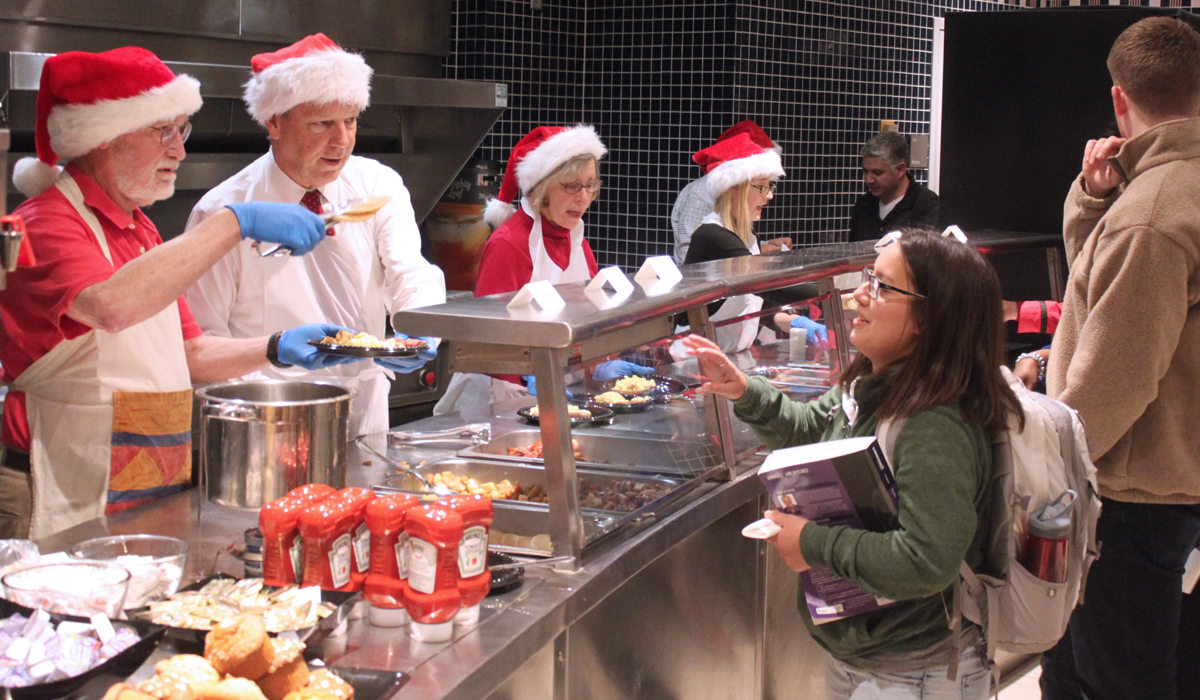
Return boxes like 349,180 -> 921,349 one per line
138,655 -> 221,700
255,638 -> 309,700
429,471 -> 520,500
527,405 -> 592,419
611,375 -> 657,394
204,614 -> 271,680
282,669 -> 354,700
192,679 -> 269,700
506,439 -> 583,460
320,330 -> 426,349
107,684 -> 161,700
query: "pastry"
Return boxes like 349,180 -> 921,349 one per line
281,669 -> 354,700
204,615 -> 272,680
137,655 -> 220,700
192,679 -> 269,700
255,639 -> 309,700
105,683 -> 160,700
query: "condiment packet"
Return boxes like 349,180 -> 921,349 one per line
5,638 -> 31,661
741,517 -> 782,539
89,614 -> 115,645
37,552 -> 71,565
20,608 -> 50,640
54,621 -> 92,637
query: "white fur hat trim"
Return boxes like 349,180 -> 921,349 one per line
483,197 -> 516,228
705,151 -> 785,200
12,158 -> 64,198
46,74 -> 202,160
244,49 -> 373,125
515,125 -> 607,195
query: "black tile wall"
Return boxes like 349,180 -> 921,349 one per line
444,0 -> 1200,272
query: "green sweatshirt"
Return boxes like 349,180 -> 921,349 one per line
734,376 -> 992,659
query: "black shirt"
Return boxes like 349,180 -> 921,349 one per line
848,173 -> 941,242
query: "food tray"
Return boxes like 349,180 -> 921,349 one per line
306,339 -> 423,358
372,459 -> 686,515
130,576 -> 360,647
601,374 -> 687,397
0,598 -> 165,700
516,403 -> 614,426
487,501 -> 620,555
458,429 -> 722,477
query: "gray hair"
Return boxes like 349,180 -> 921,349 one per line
860,132 -> 910,169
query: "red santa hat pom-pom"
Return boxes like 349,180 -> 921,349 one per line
12,157 -> 63,198
483,197 -> 516,228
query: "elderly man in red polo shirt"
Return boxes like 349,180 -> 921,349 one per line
0,47 -> 354,538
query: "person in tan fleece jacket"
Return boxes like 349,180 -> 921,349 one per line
1040,17 -> 1200,700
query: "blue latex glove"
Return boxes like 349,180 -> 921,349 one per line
374,335 -> 438,374
592,361 -> 655,382
523,375 -> 573,398
278,323 -> 364,370
789,315 -> 828,345
225,202 -> 326,255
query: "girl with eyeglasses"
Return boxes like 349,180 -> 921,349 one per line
678,133 -> 791,353
682,229 -> 1022,700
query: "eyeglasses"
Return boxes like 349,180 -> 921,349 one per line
147,121 -> 192,146
561,179 -> 603,194
861,266 -> 926,300
751,182 -> 778,196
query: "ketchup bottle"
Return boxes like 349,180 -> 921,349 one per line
438,495 -> 493,627
299,499 -> 356,591
364,494 -> 419,627
336,488 -> 377,592
260,486 -> 337,586
404,504 -> 463,642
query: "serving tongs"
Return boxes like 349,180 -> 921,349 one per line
258,196 -> 391,257
354,435 -> 455,496
387,423 -> 492,447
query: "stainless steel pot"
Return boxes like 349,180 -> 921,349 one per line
197,380 -> 355,508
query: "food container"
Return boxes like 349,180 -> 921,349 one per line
458,429 -> 722,476
2,561 -> 131,617
197,380 -> 354,508
69,535 -> 187,609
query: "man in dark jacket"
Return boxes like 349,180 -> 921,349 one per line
847,131 -> 940,242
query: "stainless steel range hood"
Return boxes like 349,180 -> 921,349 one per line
0,1 -> 506,236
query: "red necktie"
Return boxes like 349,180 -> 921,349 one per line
301,189 -> 334,236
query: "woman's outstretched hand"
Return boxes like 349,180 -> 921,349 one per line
679,334 -> 749,401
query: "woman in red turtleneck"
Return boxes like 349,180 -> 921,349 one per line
433,125 -> 607,416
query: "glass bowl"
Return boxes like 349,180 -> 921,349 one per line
69,535 -> 188,609
2,560 -> 131,617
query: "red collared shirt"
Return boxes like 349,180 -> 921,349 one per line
0,164 -> 202,451
474,207 -> 599,298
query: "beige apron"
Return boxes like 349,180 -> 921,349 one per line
11,172 -> 194,538
435,199 -> 591,416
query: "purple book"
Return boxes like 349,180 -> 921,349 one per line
758,436 -> 900,624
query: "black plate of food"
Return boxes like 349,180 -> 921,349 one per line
601,374 -> 688,398
0,598 -> 166,700
516,403 -> 614,426
487,551 -> 524,596
307,339 -> 425,358
586,390 -> 657,414
130,576 -> 359,647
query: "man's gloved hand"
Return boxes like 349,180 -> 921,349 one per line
789,316 -> 828,346
278,323 -> 364,369
592,361 -> 655,382
375,335 -> 438,374
523,375 -> 573,399
225,202 -> 326,255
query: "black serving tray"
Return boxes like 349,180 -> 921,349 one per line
313,666 -> 408,700
307,339 -> 423,358
516,403 -> 614,427
0,598 -> 166,700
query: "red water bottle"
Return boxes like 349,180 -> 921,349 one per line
1020,490 -> 1076,584
364,494 -> 419,627
337,488 -> 377,591
439,495 -> 493,628
404,504 -> 463,643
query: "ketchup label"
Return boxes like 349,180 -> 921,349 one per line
353,523 -> 371,573
408,537 -> 437,595
289,536 -> 304,582
395,532 -> 411,580
328,533 -> 353,588
459,526 -> 488,578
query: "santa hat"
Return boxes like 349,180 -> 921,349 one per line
243,33 -> 372,126
484,125 -> 607,227
716,120 -> 780,153
693,133 -> 785,200
12,47 -> 202,198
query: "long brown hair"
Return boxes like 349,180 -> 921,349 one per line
840,229 -> 1022,434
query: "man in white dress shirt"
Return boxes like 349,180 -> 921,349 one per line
186,33 -> 446,438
